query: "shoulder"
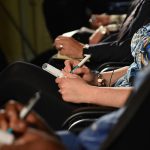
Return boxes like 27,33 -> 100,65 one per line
131,23 -> 150,55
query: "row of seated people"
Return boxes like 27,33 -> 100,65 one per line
0,18 -> 150,149
42,0 -> 148,71
0,0 -> 149,149
0,62 -> 150,150
31,0 -> 132,68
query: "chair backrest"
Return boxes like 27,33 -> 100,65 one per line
100,65 -> 150,150
0,61 -> 67,130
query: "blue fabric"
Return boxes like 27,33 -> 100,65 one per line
57,130 -> 83,150
115,23 -> 150,87
57,108 -> 125,150
57,23 -> 150,150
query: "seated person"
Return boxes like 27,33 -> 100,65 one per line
88,13 -> 126,44
89,13 -> 126,30
62,13 -> 126,45
55,22 -> 150,107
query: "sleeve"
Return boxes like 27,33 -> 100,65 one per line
56,131 -> 83,150
78,108 -> 125,150
84,39 -> 133,63
57,108 -> 125,150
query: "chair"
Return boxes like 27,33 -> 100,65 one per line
62,105 -> 117,134
96,61 -> 130,72
100,65 -> 150,149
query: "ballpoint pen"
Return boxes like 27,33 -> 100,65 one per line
7,91 -> 41,134
70,54 -> 91,73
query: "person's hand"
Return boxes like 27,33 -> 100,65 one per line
0,100 -> 51,134
54,36 -> 84,59
0,128 -> 66,150
89,26 -> 107,44
64,60 -> 97,85
55,73 -> 92,103
89,14 -> 110,29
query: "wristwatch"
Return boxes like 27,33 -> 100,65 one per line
97,73 -> 106,87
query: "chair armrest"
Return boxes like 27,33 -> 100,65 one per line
97,62 -> 131,72
62,106 -> 117,134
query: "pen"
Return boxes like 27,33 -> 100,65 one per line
70,54 -> 91,73
7,91 -> 41,134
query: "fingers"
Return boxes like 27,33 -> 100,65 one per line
5,101 -> 26,132
64,60 -> 79,72
0,101 -> 26,133
0,110 -> 8,131
54,35 -> 68,51
54,36 -> 63,50
64,59 -> 88,75
5,101 -> 22,122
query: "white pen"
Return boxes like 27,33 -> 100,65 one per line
70,54 -> 91,73
19,91 -> 41,119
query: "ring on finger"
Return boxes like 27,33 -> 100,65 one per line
58,44 -> 63,50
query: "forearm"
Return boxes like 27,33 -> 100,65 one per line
101,66 -> 129,86
91,66 -> 128,86
84,86 -> 133,107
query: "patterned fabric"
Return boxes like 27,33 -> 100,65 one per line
115,23 -> 150,87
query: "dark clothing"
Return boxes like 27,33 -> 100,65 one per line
48,0 -> 150,70
84,0 -> 150,65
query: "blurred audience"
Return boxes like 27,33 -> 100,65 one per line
52,0 -> 149,70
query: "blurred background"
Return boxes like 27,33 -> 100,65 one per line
0,0 -> 130,70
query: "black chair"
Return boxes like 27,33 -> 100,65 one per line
96,61 -> 131,72
62,106 -> 117,134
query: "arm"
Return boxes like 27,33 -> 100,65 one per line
86,86 -> 133,107
84,39 -> 133,63
54,35 -> 133,63
89,13 -> 126,29
100,66 -> 129,86
0,128 -> 66,150
55,73 -> 133,108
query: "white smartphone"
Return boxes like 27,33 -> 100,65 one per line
42,63 -> 63,77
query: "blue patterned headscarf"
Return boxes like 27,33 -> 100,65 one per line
115,23 -> 150,87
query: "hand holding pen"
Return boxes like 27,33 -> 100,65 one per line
70,54 -> 91,73
0,92 -> 41,144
